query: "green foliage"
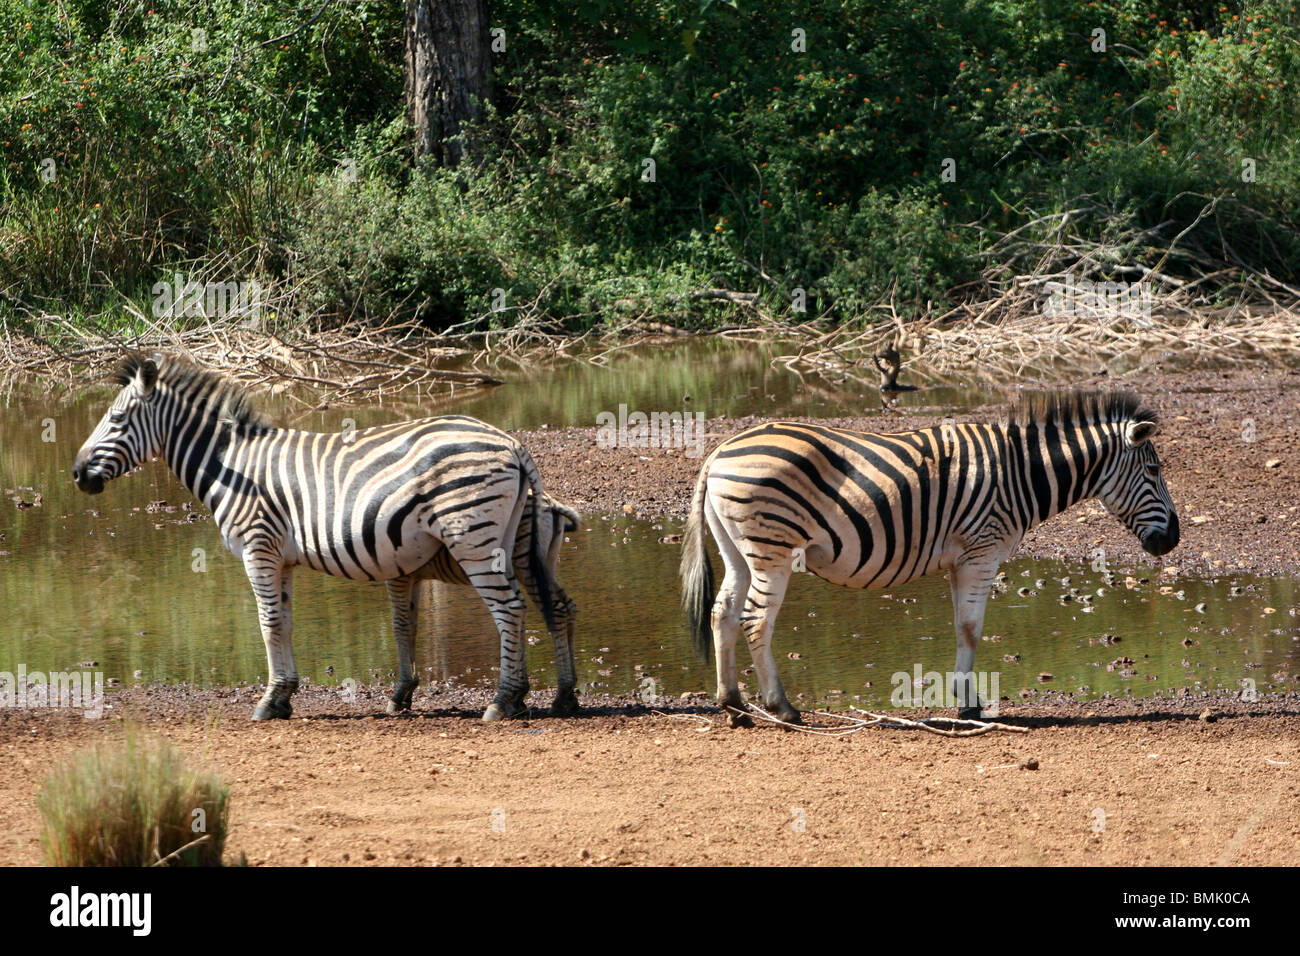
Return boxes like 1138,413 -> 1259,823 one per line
1,0 -> 400,311
36,727 -> 230,866
3,0 -> 1299,329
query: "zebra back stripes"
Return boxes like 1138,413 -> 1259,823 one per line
680,391 -> 1178,725
73,352 -> 578,722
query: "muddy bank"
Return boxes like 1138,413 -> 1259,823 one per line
3,684 -> 1297,867
519,365 -> 1300,575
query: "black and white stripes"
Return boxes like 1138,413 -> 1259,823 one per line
73,353 -> 578,721
680,391 -> 1179,725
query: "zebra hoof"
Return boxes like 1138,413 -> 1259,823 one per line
483,697 -> 528,722
957,706 -> 983,721
725,708 -> 754,729
550,689 -> 579,717
385,699 -> 410,715
775,707 -> 803,725
251,701 -> 291,721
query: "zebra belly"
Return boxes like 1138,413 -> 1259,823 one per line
289,521 -> 443,581
717,494 -> 951,589
807,544 -> 951,590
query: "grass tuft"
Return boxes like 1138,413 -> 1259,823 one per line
36,728 -> 230,867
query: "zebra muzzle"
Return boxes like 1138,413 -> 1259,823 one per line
1140,513 -> 1180,556
72,465 -> 105,495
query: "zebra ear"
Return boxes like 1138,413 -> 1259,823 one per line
138,358 -> 159,394
1125,420 -> 1158,447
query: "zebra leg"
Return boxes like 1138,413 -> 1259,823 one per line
706,503 -> 752,727
386,576 -> 420,714
948,558 -> 997,719
743,567 -> 801,725
548,587 -> 580,716
514,544 -> 579,716
458,557 -> 530,722
248,559 -> 299,721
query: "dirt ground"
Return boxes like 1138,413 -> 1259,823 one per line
3,685 -> 1298,867
523,363 -> 1300,575
4,361 -> 1297,868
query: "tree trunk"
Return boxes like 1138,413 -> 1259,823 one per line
404,0 -> 493,167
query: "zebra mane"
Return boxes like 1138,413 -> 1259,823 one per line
111,352 -> 266,431
1006,390 -> 1157,428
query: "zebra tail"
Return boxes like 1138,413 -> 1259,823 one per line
519,449 -> 558,637
679,460 -> 715,662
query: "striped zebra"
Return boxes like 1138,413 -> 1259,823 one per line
72,353 -> 579,722
680,391 -> 1179,726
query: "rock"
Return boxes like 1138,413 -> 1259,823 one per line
1019,758 -> 1039,771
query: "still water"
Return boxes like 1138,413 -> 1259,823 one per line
0,340 -> 1294,710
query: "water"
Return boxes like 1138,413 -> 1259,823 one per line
426,337 -> 996,428
0,340 -> 1295,711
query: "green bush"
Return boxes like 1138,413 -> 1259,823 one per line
0,0 -> 399,314
36,729 -> 230,867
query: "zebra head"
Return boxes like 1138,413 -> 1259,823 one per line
72,354 -> 165,495
1096,417 -> 1179,556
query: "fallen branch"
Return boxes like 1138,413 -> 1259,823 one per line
741,702 -> 1029,737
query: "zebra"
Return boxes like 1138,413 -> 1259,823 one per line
72,352 -> 579,722
679,391 -> 1179,726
